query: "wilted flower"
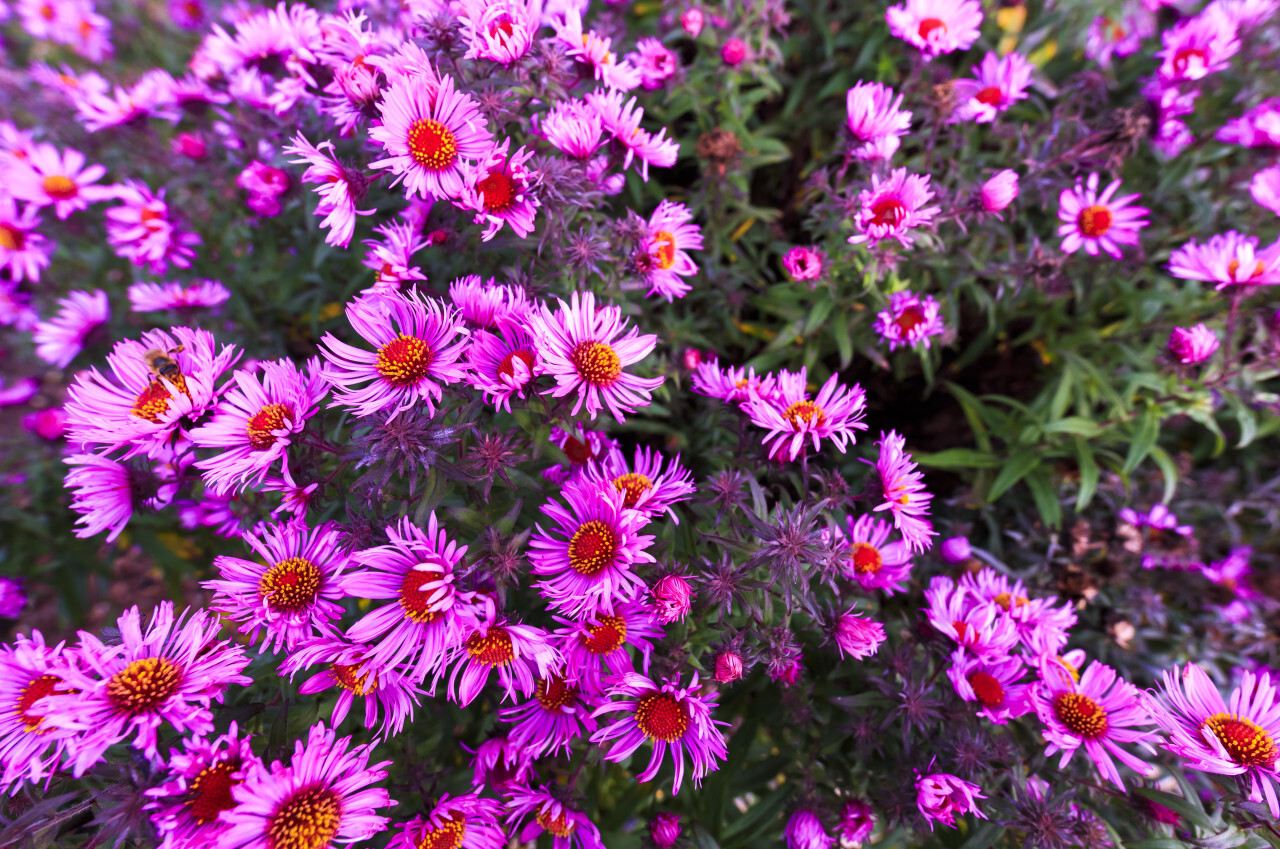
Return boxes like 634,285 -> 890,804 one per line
915,768 -> 987,830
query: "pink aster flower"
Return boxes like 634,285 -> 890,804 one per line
389,794 -> 505,849
497,674 -> 599,757
845,81 -> 912,161
343,514 -> 478,684
370,73 -> 494,201
587,90 -> 679,182
652,575 -> 694,625
219,723 -> 392,849
449,275 -> 530,329
744,367 -> 868,462
1156,4 -> 1239,83
874,290 -> 945,350
1251,165 -> 1280,216
319,288 -> 469,419
23,408 -> 67,441
828,513 -> 913,594
915,768 -> 987,830
980,169 -> 1019,215
128,280 -> 231,312
104,180 -> 202,274
1057,173 -> 1149,259
541,99 -> 605,160
837,800 -> 875,846
629,37 -> 679,90
1086,9 -> 1155,68
1031,657 -> 1155,790
188,357 -> 328,494
1168,231 -> 1280,288
947,648 -> 1033,725
33,602 -> 250,774
284,132 -> 373,249
279,637 -> 421,739
467,736 -> 534,792
582,445 -> 696,523
529,478 -> 656,619
1217,99 -> 1280,148
1147,663 -> 1280,815
714,650 -> 745,684
459,138 -> 540,241
0,195 -> 53,283
460,0 -> 537,65
681,8 -> 704,35
650,812 -> 681,848
64,326 -> 239,458
592,671 -> 728,794
721,37 -> 748,66
831,610 -> 886,660
690,359 -> 778,405
950,51 -> 1034,124
204,520 -> 350,652
1169,324 -> 1219,365
848,168 -> 939,249
960,568 -> 1076,649
785,810 -> 833,849
555,600 -> 663,696
466,320 -> 542,412
33,289 -> 109,369
0,630 -> 79,794
143,722 -> 262,849
363,221 -> 429,291
637,200 -> 702,302
924,576 -> 1019,657
7,143 -> 113,219
553,9 -> 642,90
63,453 -> 171,542
529,290 -> 664,422
544,424 -> 618,485
506,786 -> 605,849
886,0 -> 982,59
446,611 -> 562,706
784,246 -> 825,282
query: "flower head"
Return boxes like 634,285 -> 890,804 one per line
497,673 -> 599,757
8,142 -> 113,219
105,181 -> 202,274
466,319 -> 542,412
785,810 -> 833,849
555,600 -> 663,696
445,610 -> 562,707
1156,4 -> 1239,83
848,168 -> 939,249
1057,173 -> 1149,259
582,445 -> 695,523
1250,164 -> 1280,216
869,431 -> 935,552
1168,231 -> 1280,288
874,291 -> 945,350
506,786 -> 605,849
650,812 -> 682,848
637,200 -> 702,302
744,367 -> 868,462
0,195 -> 53,283
33,289 -> 109,369
837,800 -> 875,846
915,769 -> 987,830
784,246 -> 825,281
950,52 -> 1033,124
980,169 -> 1019,215
0,631 -> 79,794
284,132 -> 373,248
1169,324 -> 1219,365
652,575 -> 695,625
886,0 -> 983,58
460,0 -> 538,65
280,637 -> 421,739
128,280 -> 231,312
948,648 -> 1032,725
388,794 -> 505,849
845,81 -> 912,161
460,139 -> 540,241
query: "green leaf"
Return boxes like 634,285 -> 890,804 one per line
1123,405 -> 1160,476
915,448 -> 1002,470
1150,446 -> 1179,505
1074,436 -> 1100,509
1043,416 -> 1103,437
1025,469 -> 1063,528
987,450 -> 1041,502
957,820 -> 1003,849
833,313 -> 853,368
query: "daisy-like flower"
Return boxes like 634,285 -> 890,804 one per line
1057,173 -> 1149,259
828,513 -> 913,594
1147,663 -> 1280,814
284,132 -> 373,249
0,630 -> 79,794
33,602 -> 251,775
979,169 -> 1019,215
449,275 -> 529,329
831,610 -> 886,660
530,290 -> 664,422
362,221 -> 429,291
63,453 -> 175,542
785,810 -> 833,849
582,446 -> 695,524
7,142 -> 113,219
592,671 -> 728,794
690,359 -> 778,406
540,99 -> 605,160
1251,165 -> 1280,216
64,326 -> 240,458
874,290 -> 945,350
459,138 -> 540,240
744,367 -> 868,462
1218,99 -> 1280,149
947,648 -> 1032,725
446,611 -> 562,706
960,567 -> 1077,650
280,637 -> 421,739
33,289 -> 109,369
0,195 -> 53,283
460,0 -> 537,65
886,0 -> 983,59
847,168 -> 939,249
629,37 -> 679,90
389,794 -> 505,849
143,722 -> 263,849
950,51 -> 1034,124
552,8 -> 642,90
370,73 -> 494,200
205,520 -> 350,652
105,181 -> 202,274
1031,657 -> 1155,790
588,90 -> 679,182
219,722 -> 392,849
189,357 -> 328,494
915,768 -> 987,830
637,200 -> 702,302
319,289 -> 469,419
784,246 -> 825,282
555,601 -> 664,696
128,280 -> 231,312
924,576 -> 1019,658
506,786 -> 605,849
845,81 -> 913,161
544,424 -> 618,485
870,430 -> 935,552
1169,324 -> 1219,365
1085,9 -> 1154,68
344,514 -> 477,684
1156,4 -> 1239,83
1168,231 -> 1280,288
498,674 -> 599,757
466,319 -> 542,412
529,478 -> 655,619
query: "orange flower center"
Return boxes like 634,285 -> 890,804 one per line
974,86 -> 1003,106
498,349 -> 535,378
376,335 -> 433,387
535,676 -> 578,711
848,542 -> 883,575
611,472 -> 653,508
536,810 -> 577,838
42,175 -> 78,200
16,674 -> 60,733
416,812 -> 467,849
406,119 -> 458,171
330,663 -> 376,695
784,400 -> 826,429
968,671 -> 1004,707
131,373 -> 191,423
107,657 -> 182,715
869,198 -> 906,228
635,691 -> 690,742
581,614 -> 627,654
650,231 -> 677,270
1203,713 -> 1278,768
465,628 -> 514,666
1076,204 -> 1112,237
259,557 -> 322,613
266,785 -> 343,849
188,760 -> 240,825
399,565 -> 444,624
476,171 -> 516,212
246,402 -> 293,450
1053,692 -> 1109,738
567,520 -> 618,576
917,17 -> 947,40
570,341 -> 621,387
993,592 -> 1029,612
1227,258 -> 1267,280
0,224 -> 24,251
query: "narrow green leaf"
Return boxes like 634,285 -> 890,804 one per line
1123,406 -> 1160,476
986,450 -> 1041,502
1074,436 -> 1099,509
1025,469 -> 1062,528
915,448 -> 1002,470
1132,787 -> 1214,831
1149,446 -> 1179,505
833,314 -> 853,368
1043,416 -> 1102,437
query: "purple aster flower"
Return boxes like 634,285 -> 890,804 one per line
845,81 -> 912,161
714,650 -> 745,684
637,200 -> 702,303
555,600 -> 663,696
460,0 -> 538,65
784,246 -> 825,282
690,359 -> 779,406
980,169 -> 1019,216
280,637 -> 421,740
204,520 -> 351,652
915,768 -> 987,830
319,289 -> 469,420
1119,504 -> 1196,570
0,195 -> 52,284
587,90 -> 679,181
33,288 -> 108,369
837,800 -> 875,845
459,138 -> 540,241
869,430 -> 935,552
1057,173 -> 1149,259
544,424 -> 618,485
785,809 -> 833,849
128,280 -> 231,312
0,630 -> 79,794
848,168 -> 940,249
465,319 -> 542,413
363,221 -> 429,291
7,142 -> 113,219
591,671 -> 728,794
143,722 -> 263,849
874,291 -> 945,350
1155,4 -> 1239,84
1169,324 -> 1219,365
582,445 -> 695,523
924,576 -> 1019,658
948,648 -> 1033,725
33,602 -> 251,775
448,275 -> 530,329
0,577 -> 25,618
189,357 -> 329,495
629,37 -> 679,90
831,610 -> 886,660
445,609 -> 562,706
950,51 -> 1034,124
1031,657 -> 1155,790
1218,99 -> 1280,148
468,736 -> 534,792
886,0 -> 982,58
744,367 -> 868,462
1168,232 -> 1280,288
541,99 -> 606,160
1250,164 -> 1280,216
506,786 -> 605,849
219,723 -> 393,849
63,452 -> 177,542
497,673 -> 599,757
388,794 -> 505,849
940,536 -> 971,564
529,291 -> 664,422
1085,9 -> 1154,68
104,181 -> 201,274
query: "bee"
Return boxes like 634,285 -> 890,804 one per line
142,345 -> 185,383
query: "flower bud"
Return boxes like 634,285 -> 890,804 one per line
682,348 -> 704,370
783,246 -> 824,281
940,536 -> 971,564
721,38 -> 748,66
714,649 -> 744,683
650,812 -> 682,848
980,169 -> 1019,214
681,8 -> 704,36
171,132 -> 208,160
838,800 -> 875,846
832,611 -> 886,660
784,810 -> 831,849
1168,323 -> 1219,365
652,574 -> 694,624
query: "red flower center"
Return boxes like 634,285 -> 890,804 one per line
567,520 -> 619,576
611,472 -> 653,508
477,171 -> 516,212
188,759 -> 240,825
570,341 -> 621,387
16,674 -> 60,732
139,207 -> 166,231
917,17 -> 948,40
974,86 -> 1003,106
131,373 -> 191,423
535,676 -> 579,711
650,230 -> 677,270
1203,713 -> 1278,768
784,400 -> 826,429
869,198 -> 906,228
417,812 -> 467,849
561,435 -> 594,465
894,306 -> 926,336
107,657 -> 182,715
968,671 -> 1005,707
246,402 -> 294,450
1053,692 -> 1109,738
39,2 -> 54,19
635,691 -> 690,742
581,614 -> 627,654
498,349 -> 536,378
536,810 -> 577,838
376,335 -> 434,387
466,628 -> 514,666
489,17 -> 515,39
267,785 -> 343,849
1173,47 -> 1206,73
848,542 -> 883,575
399,565 -> 444,624
0,224 -> 25,251
1076,204 -> 1112,238
42,175 -> 78,200
331,662 -> 376,695
406,119 -> 458,171
259,556 -> 322,614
